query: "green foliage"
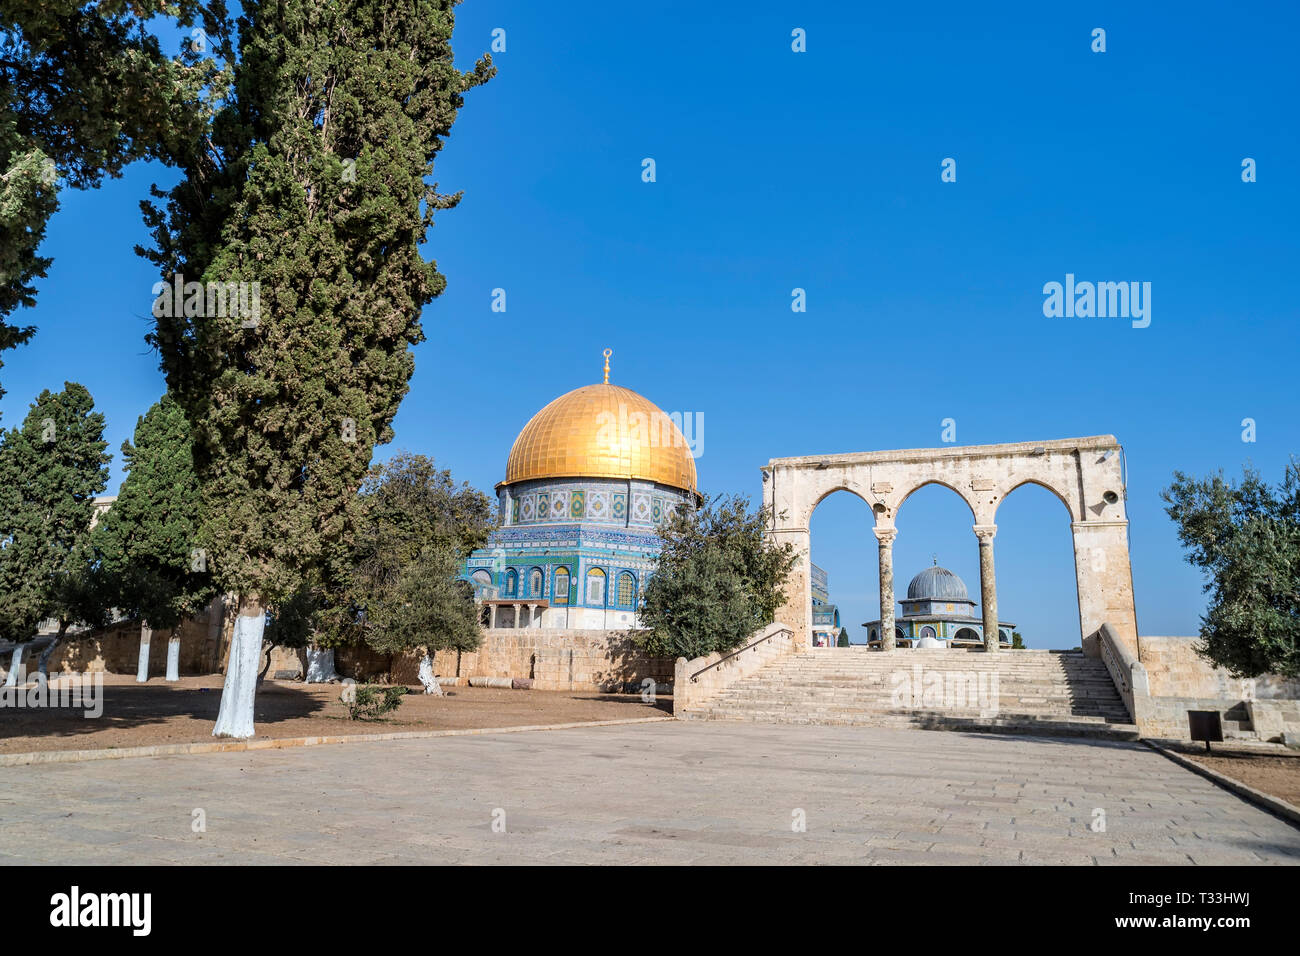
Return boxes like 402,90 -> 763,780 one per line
344,683 -> 406,721
264,581 -> 322,650
639,494 -> 797,659
1011,631 -> 1025,649
837,627 -> 850,647
0,383 -> 109,641
139,0 -> 494,606
0,0 -> 225,402
92,394 -> 214,630
1163,460 -> 1300,679
323,452 -> 494,656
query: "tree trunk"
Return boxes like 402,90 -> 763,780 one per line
212,595 -> 265,739
38,623 -> 68,677
165,635 -> 181,682
206,594 -> 226,670
305,645 -> 340,683
4,644 -> 24,687
256,641 -> 275,685
417,653 -> 443,696
136,622 -> 152,683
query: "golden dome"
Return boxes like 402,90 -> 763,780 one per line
502,381 -> 698,494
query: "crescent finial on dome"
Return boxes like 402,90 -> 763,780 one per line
602,348 -> 612,384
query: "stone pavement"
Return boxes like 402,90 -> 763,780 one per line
1,721 -> 1297,864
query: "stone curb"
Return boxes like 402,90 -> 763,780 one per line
0,715 -> 678,768
1145,741 -> 1300,829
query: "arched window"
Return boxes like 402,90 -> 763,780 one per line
504,569 -> 518,597
586,568 -> 606,606
529,567 -> 543,597
471,570 -> 492,591
920,625 -> 937,639
553,567 -> 570,605
617,572 -> 636,608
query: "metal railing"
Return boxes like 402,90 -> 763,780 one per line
690,625 -> 789,683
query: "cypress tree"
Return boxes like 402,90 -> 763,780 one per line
0,383 -> 110,649
139,1 -> 493,735
93,394 -> 215,680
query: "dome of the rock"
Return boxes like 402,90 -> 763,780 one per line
502,383 -> 697,494
463,351 -> 700,631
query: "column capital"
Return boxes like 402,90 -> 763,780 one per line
973,524 -> 997,541
873,526 -> 898,543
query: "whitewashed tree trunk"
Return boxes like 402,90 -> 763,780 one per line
136,623 -> 152,683
305,645 -> 340,683
212,596 -> 266,739
417,654 -> 443,696
4,645 -> 24,687
165,636 -> 181,682
37,639 -> 59,677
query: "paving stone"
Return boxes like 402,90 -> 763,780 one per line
0,721 -> 1297,864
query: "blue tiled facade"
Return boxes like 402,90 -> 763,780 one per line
463,476 -> 695,628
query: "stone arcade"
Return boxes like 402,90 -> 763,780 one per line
762,436 -> 1139,657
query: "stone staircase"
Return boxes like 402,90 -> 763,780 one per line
682,647 -> 1140,740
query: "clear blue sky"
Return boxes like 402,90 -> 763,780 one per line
4,1 -> 1297,646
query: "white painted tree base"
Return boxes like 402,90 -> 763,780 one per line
418,655 -> 443,696
136,625 -> 152,683
4,645 -> 24,687
212,609 -> 266,738
165,637 -> 181,681
305,646 -> 340,683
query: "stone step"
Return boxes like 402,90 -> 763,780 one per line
679,648 -> 1133,739
683,709 -> 1140,741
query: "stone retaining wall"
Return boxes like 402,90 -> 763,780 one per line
1099,626 -> 1300,741
44,613 -> 222,676
393,628 -> 673,693
1139,635 -> 1300,700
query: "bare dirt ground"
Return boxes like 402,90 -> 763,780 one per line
1183,749 -> 1300,807
0,674 -> 671,754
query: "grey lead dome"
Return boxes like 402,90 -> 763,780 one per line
905,565 -> 969,602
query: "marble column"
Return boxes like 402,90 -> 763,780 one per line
975,525 -> 999,652
513,603 -> 522,628
875,527 -> 897,651
489,604 -> 498,629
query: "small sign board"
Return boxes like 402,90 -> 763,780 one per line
1187,710 -> 1223,752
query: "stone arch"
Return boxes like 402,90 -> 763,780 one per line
800,481 -> 874,531
994,477 -> 1078,524
893,478 -> 979,524
764,436 -> 1138,657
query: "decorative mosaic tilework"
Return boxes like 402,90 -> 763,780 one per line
633,493 -> 650,521
520,495 -> 535,520
588,491 -> 608,519
570,490 -> 585,518
535,491 -> 549,517
511,498 -> 519,523
612,492 -> 626,519
550,490 -> 568,518
652,497 -> 663,523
